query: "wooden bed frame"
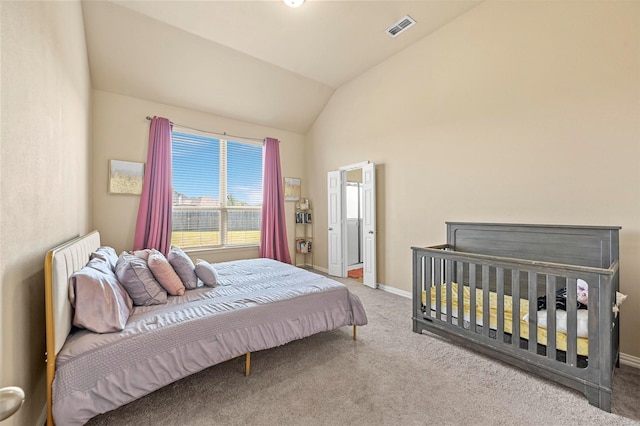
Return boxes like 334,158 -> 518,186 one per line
45,231 -> 359,425
412,222 -> 620,411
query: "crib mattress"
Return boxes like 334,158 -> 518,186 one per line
422,284 -> 588,356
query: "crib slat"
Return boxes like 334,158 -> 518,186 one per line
446,259 -> 453,325
469,264 -> 477,333
528,272 -> 538,352
482,265 -> 490,338
423,256 -> 431,320
496,268 -> 504,342
546,275 -> 557,360
457,262 -> 464,327
511,270 -> 520,350
414,252 -> 421,323
566,277 -> 578,366
434,258 -> 442,321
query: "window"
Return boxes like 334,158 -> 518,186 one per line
171,129 -> 263,249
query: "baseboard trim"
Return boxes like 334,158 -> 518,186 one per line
38,404 -> 47,426
312,265 -> 328,274
377,283 -> 411,299
620,353 -> 640,369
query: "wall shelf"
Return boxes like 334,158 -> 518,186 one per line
294,205 -> 313,268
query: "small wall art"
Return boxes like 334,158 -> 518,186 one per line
109,160 -> 144,195
284,177 -> 301,201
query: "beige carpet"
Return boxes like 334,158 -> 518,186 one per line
87,276 -> 640,426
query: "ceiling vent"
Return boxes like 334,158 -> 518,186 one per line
385,15 -> 416,38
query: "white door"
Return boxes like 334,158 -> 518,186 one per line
327,171 -> 342,277
362,163 -> 376,288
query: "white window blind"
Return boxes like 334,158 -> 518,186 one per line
171,130 -> 263,248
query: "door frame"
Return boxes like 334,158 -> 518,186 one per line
328,161 -> 376,288
327,170 -> 343,277
360,162 -> 376,288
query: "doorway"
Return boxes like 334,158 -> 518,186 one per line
346,170 -> 363,272
327,162 -> 376,288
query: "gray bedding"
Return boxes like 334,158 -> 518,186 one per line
53,258 -> 367,425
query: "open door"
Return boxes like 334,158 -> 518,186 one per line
327,171 -> 342,277
361,163 -> 376,288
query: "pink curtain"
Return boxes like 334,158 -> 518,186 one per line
133,116 -> 173,255
259,137 -> 292,263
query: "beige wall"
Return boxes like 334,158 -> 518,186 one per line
306,1 -> 640,358
91,90 -> 306,262
0,1 -> 91,425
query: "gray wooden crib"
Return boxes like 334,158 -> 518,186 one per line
412,222 -> 621,411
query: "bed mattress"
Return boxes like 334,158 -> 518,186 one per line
53,258 -> 367,425
422,284 -> 588,356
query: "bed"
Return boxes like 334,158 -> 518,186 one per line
412,222 -> 621,411
45,231 -> 368,425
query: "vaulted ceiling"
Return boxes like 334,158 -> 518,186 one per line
82,1 -> 482,133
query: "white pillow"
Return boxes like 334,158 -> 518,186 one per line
523,309 -> 589,338
526,291 -> 628,332
194,259 -> 219,287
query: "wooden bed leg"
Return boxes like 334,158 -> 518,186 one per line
353,325 -> 357,341
245,352 -> 251,376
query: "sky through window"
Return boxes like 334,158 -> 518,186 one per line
172,131 -> 263,206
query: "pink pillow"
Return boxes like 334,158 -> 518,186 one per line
147,251 -> 185,296
132,249 -> 152,261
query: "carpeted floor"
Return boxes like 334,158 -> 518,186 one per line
87,276 -> 640,426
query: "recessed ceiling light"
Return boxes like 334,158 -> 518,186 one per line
283,0 -> 304,8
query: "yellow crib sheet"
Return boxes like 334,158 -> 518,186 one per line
422,284 -> 588,356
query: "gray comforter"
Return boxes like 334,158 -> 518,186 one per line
53,259 -> 367,425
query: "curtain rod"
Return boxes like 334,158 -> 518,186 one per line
145,116 -> 265,143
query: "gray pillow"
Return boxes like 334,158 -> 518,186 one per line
167,246 -> 198,290
86,256 -> 113,275
195,259 -> 219,287
90,246 -> 118,271
115,252 -> 167,306
69,265 -> 133,333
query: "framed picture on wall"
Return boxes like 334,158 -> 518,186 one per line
284,177 -> 301,201
109,160 -> 144,195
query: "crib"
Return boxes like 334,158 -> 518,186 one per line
412,222 -> 621,411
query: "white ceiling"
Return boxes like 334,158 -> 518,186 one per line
82,0 -> 482,133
